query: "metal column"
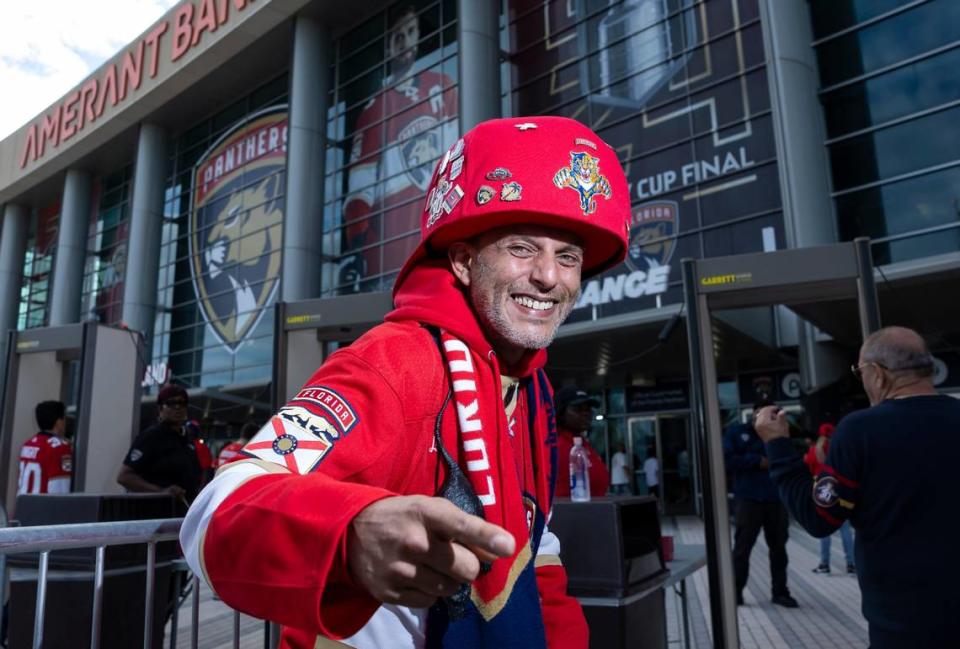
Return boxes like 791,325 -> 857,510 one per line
49,169 -> 92,325
457,0 -> 501,131
0,203 -> 29,353
681,259 -> 739,649
122,123 -> 168,349
284,16 -> 330,301
854,237 -> 881,338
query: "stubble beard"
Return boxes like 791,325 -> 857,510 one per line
469,262 -> 579,352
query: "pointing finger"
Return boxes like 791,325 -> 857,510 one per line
417,498 -> 516,559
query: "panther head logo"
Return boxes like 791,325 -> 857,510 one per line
191,108 -> 286,352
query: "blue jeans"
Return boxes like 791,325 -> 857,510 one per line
819,519 -> 854,566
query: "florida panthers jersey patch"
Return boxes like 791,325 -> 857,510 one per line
289,386 -> 358,435
242,416 -> 334,474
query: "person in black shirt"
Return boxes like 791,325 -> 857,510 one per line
117,383 -> 202,509
723,399 -> 799,608
756,326 -> 960,649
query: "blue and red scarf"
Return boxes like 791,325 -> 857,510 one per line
388,259 -> 558,648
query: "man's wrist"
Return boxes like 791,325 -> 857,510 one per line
765,437 -> 795,461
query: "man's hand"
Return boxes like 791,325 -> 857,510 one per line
759,456 -> 770,469
347,495 -> 516,608
754,406 -> 789,443
164,485 -> 187,500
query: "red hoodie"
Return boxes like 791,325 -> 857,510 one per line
180,260 -> 587,649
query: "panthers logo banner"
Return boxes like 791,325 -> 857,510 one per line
626,200 -> 678,272
190,106 -> 286,352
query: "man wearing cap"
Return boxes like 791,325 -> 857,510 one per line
553,386 -> 610,499
118,383 -> 202,509
181,117 -> 631,648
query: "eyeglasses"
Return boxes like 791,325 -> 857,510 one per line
850,362 -> 879,380
163,399 -> 188,408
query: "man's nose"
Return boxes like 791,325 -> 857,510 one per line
530,254 -> 560,290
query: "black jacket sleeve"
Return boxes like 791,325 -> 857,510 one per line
766,427 -> 861,538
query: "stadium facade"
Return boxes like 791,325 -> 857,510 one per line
1,0 -> 958,511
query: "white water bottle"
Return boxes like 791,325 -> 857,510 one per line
569,437 -> 591,502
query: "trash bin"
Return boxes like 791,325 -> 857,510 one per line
550,496 -> 668,649
6,493 -> 178,649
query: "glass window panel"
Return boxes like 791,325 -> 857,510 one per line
810,0 -> 916,41
816,0 -> 960,88
822,46 -> 960,138
829,105 -> 960,191
836,165 -> 960,242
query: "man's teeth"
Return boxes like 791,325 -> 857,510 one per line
514,296 -> 554,311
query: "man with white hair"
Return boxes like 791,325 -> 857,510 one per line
755,326 -> 960,649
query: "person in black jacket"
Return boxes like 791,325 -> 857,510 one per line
756,326 -> 960,649
117,383 -> 202,512
723,399 -> 799,608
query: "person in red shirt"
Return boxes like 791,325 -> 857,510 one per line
803,423 -> 855,574
216,422 -> 257,467
181,117 -> 631,648
18,400 -> 72,495
552,386 -> 610,499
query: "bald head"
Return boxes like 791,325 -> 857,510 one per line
861,326 -> 934,379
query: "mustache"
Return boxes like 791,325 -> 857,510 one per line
508,285 -> 581,304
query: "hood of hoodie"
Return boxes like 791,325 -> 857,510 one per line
386,258 -> 547,378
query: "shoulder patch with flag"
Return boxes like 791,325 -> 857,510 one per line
242,409 -> 339,474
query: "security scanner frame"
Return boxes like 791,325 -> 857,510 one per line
272,292 -> 393,408
681,237 -> 880,649
0,323 -> 143,515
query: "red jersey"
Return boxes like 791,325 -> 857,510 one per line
216,441 -> 246,467
18,432 -> 72,495
343,69 -> 458,283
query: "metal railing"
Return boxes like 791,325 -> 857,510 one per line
0,517 -> 268,649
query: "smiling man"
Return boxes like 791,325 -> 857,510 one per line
181,117 -> 630,649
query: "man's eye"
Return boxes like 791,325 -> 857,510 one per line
558,254 -> 582,267
509,246 -> 535,256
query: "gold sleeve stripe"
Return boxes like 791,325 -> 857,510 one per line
534,554 -> 563,568
837,498 -> 855,510
215,457 -> 292,477
314,636 -> 355,648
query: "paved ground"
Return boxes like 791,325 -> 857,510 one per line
166,516 -> 869,649
662,516 -> 868,649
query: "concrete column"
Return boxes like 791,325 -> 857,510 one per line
283,16 -> 330,301
122,123 -> 168,348
457,0 -> 501,131
760,0 -> 846,391
49,170 -> 92,325
0,204 -> 29,352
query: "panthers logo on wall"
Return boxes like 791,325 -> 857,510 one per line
626,200 -> 678,272
190,106 -> 287,353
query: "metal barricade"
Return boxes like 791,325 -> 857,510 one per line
0,518 -> 271,649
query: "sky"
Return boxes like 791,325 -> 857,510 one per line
0,0 -> 180,141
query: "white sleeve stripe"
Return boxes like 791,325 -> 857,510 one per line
180,463 -> 271,583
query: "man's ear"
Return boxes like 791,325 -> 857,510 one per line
448,242 -> 473,286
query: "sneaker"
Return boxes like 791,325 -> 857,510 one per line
812,564 -> 831,574
846,564 -> 856,574
772,594 -> 799,608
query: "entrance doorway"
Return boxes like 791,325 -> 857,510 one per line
626,414 -> 694,514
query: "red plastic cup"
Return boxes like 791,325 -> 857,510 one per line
661,535 -> 675,562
